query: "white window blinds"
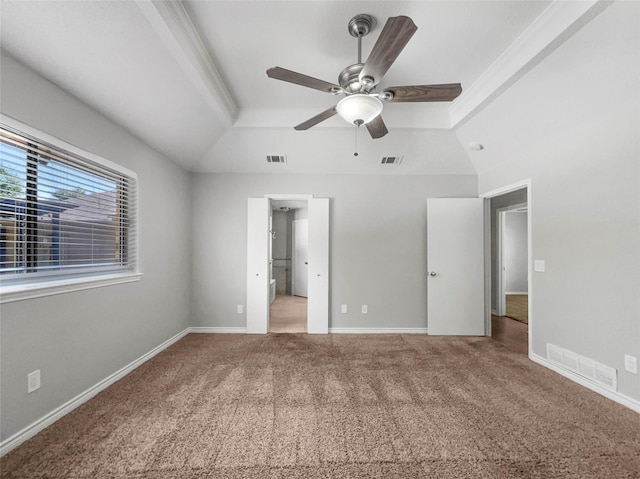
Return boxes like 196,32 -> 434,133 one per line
0,124 -> 137,282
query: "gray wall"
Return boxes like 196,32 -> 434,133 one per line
0,54 -> 192,441
504,211 -> 528,293
271,210 -> 289,261
457,1 -> 640,401
271,210 -> 291,294
190,173 -> 477,330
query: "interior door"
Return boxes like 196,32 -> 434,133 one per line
246,198 -> 270,334
427,198 -> 485,335
293,219 -> 309,297
307,198 -> 329,334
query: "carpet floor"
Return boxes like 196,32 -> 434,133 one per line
269,294 -> 307,333
2,334 -> 639,478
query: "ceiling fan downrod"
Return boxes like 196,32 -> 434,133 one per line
348,14 -> 373,64
340,14 -> 376,93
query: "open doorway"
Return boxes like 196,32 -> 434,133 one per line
499,206 -> 528,323
269,200 -> 308,333
483,183 -> 530,355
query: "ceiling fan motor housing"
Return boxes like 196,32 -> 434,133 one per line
339,63 -> 366,93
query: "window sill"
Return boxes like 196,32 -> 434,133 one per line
0,272 -> 143,304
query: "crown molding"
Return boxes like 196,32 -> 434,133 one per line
135,0 -> 238,126
449,0 -> 612,128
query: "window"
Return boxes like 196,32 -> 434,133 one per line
0,122 -> 137,291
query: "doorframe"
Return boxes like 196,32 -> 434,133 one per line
480,179 -> 532,355
291,219 -> 309,297
496,203 -> 527,316
263,193 -> 331,334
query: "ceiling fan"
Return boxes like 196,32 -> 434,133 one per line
266,14 -> 462,139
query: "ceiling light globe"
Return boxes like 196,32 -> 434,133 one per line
336,94 -> 383,126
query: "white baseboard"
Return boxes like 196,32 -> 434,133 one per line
189,327 -> 247,334
505,291 -> 528,295
530,353 -> 640,414
329,327 -> 428,334
0,328 -> 190,457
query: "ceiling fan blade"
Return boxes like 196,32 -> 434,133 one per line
294,106 -> 338,130
267,67 -> 341,94
366,115 -> 388,139
360,16 -> 417,87
382,83 -> 462,102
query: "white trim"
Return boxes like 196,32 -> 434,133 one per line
449,0 -> 610,127
480,179 -> 531,200
0,328 -> 189,457
291,219 -> 308,298
505,291 -> 528,295
264,194 -> 313,200
133,1 -> 237,126
329,328 -> 428,334
1,115 -> 137,179
0,273 -> 143,304
530,353 -> 640,414
189,327 -> 247,334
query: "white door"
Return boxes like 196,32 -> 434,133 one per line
246,198 -> 270,334
293,219 -> 309,297
427,198 -> 485,335
307,198 -> 329,334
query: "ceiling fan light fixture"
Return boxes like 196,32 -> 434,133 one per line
336,94 -> 383,126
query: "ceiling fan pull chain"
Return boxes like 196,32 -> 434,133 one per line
354,125 -> 359,157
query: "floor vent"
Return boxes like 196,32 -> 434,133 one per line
380,156 -> 403,165
266,155 -> 287,164
547,343 -> 617,391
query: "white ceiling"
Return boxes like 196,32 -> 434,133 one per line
1,0 -> 598,175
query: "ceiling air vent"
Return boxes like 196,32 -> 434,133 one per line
266,155 -> 287,164
380,156 -> 403,165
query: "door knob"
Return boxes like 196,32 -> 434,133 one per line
429,271 -> 437,277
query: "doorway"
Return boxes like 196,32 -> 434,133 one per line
500,206 -> 528,324
246,196 -> 329,334
481,182 -> 531,355
269,201 -> 308,333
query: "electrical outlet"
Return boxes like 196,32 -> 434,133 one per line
237,305 -> 243,314
361,305 -> 368,314
27,370 -> 41,393
624,355 -> 638,374
534,260 -> 545,272
341,304 -> 347,314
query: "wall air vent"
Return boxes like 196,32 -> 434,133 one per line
547,343 -> 617,391
380,156 -> 403,165
266,155 -> 287,164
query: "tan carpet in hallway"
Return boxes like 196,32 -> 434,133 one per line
269,294 -> 307,333
506,294 -> 528,324
2,333 -> 639,478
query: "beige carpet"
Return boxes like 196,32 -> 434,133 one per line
269,294 -> 307,333
506,294 -> 528,324
2,333 -> 640,478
